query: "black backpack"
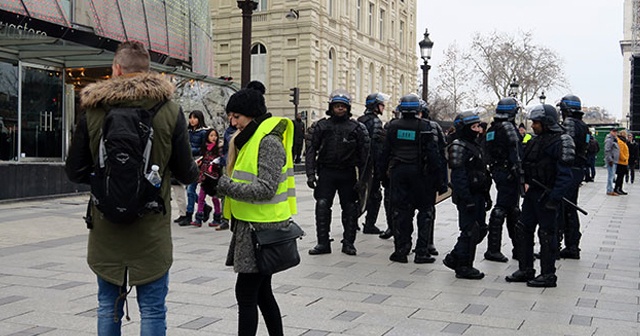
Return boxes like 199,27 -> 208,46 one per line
86,102 -> 166,226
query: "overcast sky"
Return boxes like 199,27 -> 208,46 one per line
416,0 -> 625,118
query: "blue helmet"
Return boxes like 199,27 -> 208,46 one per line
398,94 -> 421,115
454,111 -> 481,132
558,94 -> 583,117
365,92 -> 386,112
328,89 -> 352,115
495,97 -> 519,120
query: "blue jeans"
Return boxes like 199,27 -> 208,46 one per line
186,182 -> 198,213
97,272 -> 169,336
606,163 -> 617,193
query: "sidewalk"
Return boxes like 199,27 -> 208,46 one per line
0,167 -> 638,335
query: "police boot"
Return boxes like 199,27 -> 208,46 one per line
505,268 -> 536,283
341,203 -> 358,256
484,207 -> 508,262
559,246 -> 580,259
309,199 -> 332,255
506,207 -> 521,260
414,248 -> 436,264
425,206 -> 439,255
455,224 -> 484,280
390,245 -> 410,263
362,197 -> 382,234
528,229 -> 558,288
526,274 -> 557,288
379,228 -> 393,239
514,221 -> 535,272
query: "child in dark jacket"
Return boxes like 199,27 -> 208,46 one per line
191,129 -> 223,227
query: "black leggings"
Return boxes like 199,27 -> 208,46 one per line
236,273 -> 283,336
615,164 -> 628,191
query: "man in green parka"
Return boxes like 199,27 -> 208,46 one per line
65,40 -> 198,335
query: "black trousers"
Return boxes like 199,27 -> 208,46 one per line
236,273 -> 283,336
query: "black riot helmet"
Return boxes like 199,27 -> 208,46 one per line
398,94 -> 421,115
528,104 -> 563,132
365,92 -> 386,113
557,94 -> 583,118
327,89 -> 352,116
454,111 -> 481,132
495,97 -> 520,121
419,99 -> 430,119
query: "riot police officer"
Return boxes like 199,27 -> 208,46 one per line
483,98 -> 524,262
378,105 -> 401,240
443,111 -> 491,279
381,94 -> 442,263
416,99 -> 448,257
306,89 -> 370,256
357,93 -> 386,234
506,104 -> 574,287
557,94 -> 589,259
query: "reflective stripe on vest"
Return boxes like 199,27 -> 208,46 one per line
224,117 -> 297,222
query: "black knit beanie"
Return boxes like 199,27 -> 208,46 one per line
225,88 -> 267,118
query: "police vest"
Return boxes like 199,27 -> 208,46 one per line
224,117 -> 297,222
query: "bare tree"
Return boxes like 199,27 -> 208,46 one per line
434,43 -> 475,116
467,31 -> 567,105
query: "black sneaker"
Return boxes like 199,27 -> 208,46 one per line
173,215 -> 186,223
389,251 -> 408,263
215,222 -> 230,231
362,224 -> 382,234
427,245 -> 439,256
379,229 -> 393,240
505,269 -> 536,282
559,247 -> 580,259
526,274 -> 557,288
484,251 -> 508,263
308,244 -> 331,255
443,253 -> 457,270
455,266 -> 485,280
414,253 -> 436,264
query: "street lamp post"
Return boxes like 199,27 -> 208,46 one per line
539,91 -> 546,104
509,78 -> 522,124
238,0 -> 258,87
419,29 -> 434,103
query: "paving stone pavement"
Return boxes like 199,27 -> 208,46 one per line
0,168 -> 639,335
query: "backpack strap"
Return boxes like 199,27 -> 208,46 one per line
141,100 -> 167,174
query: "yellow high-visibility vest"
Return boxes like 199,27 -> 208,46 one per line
224,117 -> 297,222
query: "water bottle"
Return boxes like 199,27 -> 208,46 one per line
146,165 -> 162,188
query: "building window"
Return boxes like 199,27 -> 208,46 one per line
286,59 -> 297,88
399,75 -> 405,98
379,9 -> 385,40
355,59 -> 363,101
20,64 -> 64,160
368,2 -> 374,35
256,0 -> 267,11
399,21 -> 404,49
368,63 -> 374,94
328,0 -> 334,17
328,49 -> 335,93
0,60 -> 18,161
315,61 -> 320,90
251,43 -> 267,84
356,0 -> 361,30
379,67 -> 385,93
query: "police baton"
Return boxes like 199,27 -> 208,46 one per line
531,179 -> 588,216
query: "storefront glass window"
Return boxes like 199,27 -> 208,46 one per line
20,65 -> 63,160
0,60 -> 18,161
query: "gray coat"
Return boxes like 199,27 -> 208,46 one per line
217,124 -> 289,273
604,133 -> 620,165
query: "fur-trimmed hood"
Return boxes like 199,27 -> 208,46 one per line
80,72 -> 174,109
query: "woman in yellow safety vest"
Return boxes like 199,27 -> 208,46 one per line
217,87 -> 296,336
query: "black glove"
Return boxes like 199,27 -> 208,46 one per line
307,176 -> 316,189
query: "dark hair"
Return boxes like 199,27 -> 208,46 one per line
113,40 -> 150,73
246,80 -> 266,94
518,123 -> 526,129
188,110 -> 207,130
201,128 -> 220,156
